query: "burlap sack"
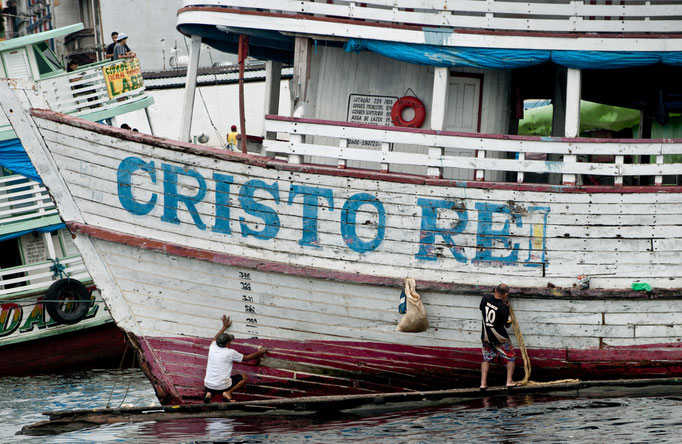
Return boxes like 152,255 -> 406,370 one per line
396,277 -> 429,332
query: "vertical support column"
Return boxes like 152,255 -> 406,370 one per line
655,155 -> 664,186
238,35 -> 249,154
263,60 -> 282,142
44,232 -> 56,260
179,35 -> 201,143
289,37 -> 312,164
614,155 -> 624,186
428,67 -> 448,179
517,152 -> 525,183
562,68 -> 581,185
338,138 -> 347,169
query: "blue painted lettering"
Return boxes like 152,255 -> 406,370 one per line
117,157 -> 157,216
213,173 -> 234,235
473,203 -> 522,264
341,193 -> 385,253
288,185 -> 334,248
160,163 -> 207,230
415,198 -> 468,262
239,180 -> 281,240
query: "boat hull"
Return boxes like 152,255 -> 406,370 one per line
0,321 -> 127,376
6,110 -> 682,404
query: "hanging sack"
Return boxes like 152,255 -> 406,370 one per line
396,277 -> 429,332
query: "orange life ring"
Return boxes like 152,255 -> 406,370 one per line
391,96 -> 426,128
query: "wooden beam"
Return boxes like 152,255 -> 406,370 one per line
179,35 -> 201,143
263,60 -> 282,143
562,68 -> 581,185
428,67 -> 448,178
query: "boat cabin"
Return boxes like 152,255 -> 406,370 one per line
0,23 -> 153,142
176,1 -> 682,188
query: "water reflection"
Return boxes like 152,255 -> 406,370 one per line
1,370 -> 682,443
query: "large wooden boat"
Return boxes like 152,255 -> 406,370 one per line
0,24 -> 153,375
3,1 -> 682,402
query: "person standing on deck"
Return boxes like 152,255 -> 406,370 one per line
112,33 -> 136,61
203,314 -> 266,403
479,284 -> 517,389
226,125 -> 238,150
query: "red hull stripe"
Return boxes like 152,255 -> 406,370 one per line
139,335 -> 682,405
30,109 -> 682,194
67,221 -> 681,300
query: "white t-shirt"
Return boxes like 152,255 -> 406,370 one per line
203,341 -> 244,390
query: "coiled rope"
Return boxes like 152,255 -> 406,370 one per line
509,302 -> 579,386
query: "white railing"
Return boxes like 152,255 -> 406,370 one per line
37,58 -> 147,117
0,255 -> 89,296
182,0 -> 682,34
264,116 -> 682,186
0,175 -> 57,225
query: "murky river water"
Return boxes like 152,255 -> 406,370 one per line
2,369 -> 682,443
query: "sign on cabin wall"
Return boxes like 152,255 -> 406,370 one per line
21,234 -> 47,264
346,94 -> 397,148
103,58 -> 144,99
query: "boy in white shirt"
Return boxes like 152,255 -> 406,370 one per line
203,314 -> 266,403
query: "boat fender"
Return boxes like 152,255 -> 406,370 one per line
391,96 -> 426,128
45,279 -> 92,325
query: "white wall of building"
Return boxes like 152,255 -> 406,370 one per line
98,0 -> 236,71
118,80 -> 291,148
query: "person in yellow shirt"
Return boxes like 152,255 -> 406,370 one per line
226,125 -> 238,150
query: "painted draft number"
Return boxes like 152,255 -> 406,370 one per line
239,270 -> 259,338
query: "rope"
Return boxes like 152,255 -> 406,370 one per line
48,258 -> 68,280
117,351 -> 136,408
105,340 -> 129,409
509,301 -> 580,387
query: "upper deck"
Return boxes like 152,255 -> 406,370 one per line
178,0 -> 682,52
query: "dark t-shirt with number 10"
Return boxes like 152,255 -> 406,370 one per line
480,294 -> 511,345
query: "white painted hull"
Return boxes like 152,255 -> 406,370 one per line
6,109 -> 682,403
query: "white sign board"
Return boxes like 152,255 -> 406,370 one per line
346,94 -> 398,148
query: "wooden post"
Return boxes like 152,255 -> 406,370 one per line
517,152 -> 525,183
290,37 -> 311,164
263,60 -> 282,144
179,35 -> 201,143
562,68 -> 581,185
238,35 -> 249,154
614,155 -> 624,186
428,67 -> 448,178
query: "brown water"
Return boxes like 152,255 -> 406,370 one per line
2,369 -> 682,443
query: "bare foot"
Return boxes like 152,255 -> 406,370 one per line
223,392 -> 235,403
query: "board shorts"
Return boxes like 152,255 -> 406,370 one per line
204,374 -> 244,396
482,341 -> 516,362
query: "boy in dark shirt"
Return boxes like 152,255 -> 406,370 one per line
479,283 -> 516,389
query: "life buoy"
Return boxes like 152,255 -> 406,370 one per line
45,279 -> 92,325
391,96 -> 426,128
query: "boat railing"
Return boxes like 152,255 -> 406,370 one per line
182,0 -> 682,34
263,115 -> 682,186
37,58 -> 147,117
0,174 -> 57,227
0,254 -> 89,296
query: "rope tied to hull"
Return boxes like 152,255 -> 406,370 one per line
508,302 -> 580,386
49,258 -> 68,280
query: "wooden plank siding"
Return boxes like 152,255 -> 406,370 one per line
180,1 -> 682,34
14,111 -> 682,404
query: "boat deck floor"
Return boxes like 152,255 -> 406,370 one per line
22,376 -> 682,436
